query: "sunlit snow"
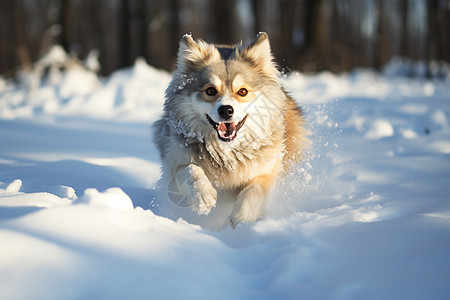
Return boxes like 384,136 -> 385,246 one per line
0,52 -> 449,299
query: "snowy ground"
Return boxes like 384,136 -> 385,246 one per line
1,54 -> 450,299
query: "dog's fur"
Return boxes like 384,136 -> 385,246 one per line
153,32 -> 308,227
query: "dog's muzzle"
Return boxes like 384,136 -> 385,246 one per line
206,114 -> 248,142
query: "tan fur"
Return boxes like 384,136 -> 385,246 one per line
283,98 -> 309,167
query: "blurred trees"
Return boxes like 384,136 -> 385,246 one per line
0,0 -> 449,77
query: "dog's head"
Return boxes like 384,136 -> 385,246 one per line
165,33 -> 285,145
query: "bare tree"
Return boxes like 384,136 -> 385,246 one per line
14,0 -> 32,71
425,0 -> 438,78
1,0 -> 450,77
119,0 -> 131,68
139,0 -> 148,59
251,0 -> 266,34
374,0 -> 387,71
168,0 -> 180,59
300,0 -> 331,71
399,0 -> 409,58
58,0 -> 72,53
279,0 -> 297,69
212,0 -> 236,43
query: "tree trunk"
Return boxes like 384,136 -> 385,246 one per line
425,0 -> 438,78
120,0 -> 131,68
14,0 -> 31,70
400,0 -> 409,58
169,0 -> 180,59
374,0 -> 386,71
212,0 -> 235,43
138,0 -> 148,59
59,0 -> 72,53
301,0 -> 329,71
279,0 -> 297,70
251,0 -> 265,33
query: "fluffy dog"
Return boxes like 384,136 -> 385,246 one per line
153,32 -> 308,227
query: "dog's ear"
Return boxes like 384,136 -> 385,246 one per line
178,34 -> 197,57
241,32 -> 278,77
177,34 -> 219,71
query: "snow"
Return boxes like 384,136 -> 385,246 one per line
1,53 -> 450,299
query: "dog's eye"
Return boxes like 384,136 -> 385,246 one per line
205,87 -> 218,96
237,88 -> 248,97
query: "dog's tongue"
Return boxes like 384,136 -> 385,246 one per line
218,122 -> 236,139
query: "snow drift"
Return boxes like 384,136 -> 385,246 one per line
0,49 -> 450,299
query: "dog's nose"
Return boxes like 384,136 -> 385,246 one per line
218,105 -> 234,120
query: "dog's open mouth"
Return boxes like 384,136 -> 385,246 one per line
206,114 -> 248,142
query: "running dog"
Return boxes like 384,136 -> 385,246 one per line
153,32 -> 308,227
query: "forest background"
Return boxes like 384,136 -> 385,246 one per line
1,0 -> 449,77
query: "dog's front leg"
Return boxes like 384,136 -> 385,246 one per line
231,174 -> 274,227
171,164 -> 217,215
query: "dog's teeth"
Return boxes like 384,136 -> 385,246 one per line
213,116 -> 247,142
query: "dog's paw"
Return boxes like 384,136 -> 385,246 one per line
172,165 -> 217,215
230,183 -> 265,227
189,166 -> 217,215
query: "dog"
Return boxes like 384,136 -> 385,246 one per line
153,32 -> 308,228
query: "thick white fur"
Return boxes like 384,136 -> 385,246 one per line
175,164 -> 217,215
231,180 -> 266,227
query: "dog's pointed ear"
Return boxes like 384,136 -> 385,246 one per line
177,34 -> 219,71
241,32 -> 278,77
178,34 -> 197,56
